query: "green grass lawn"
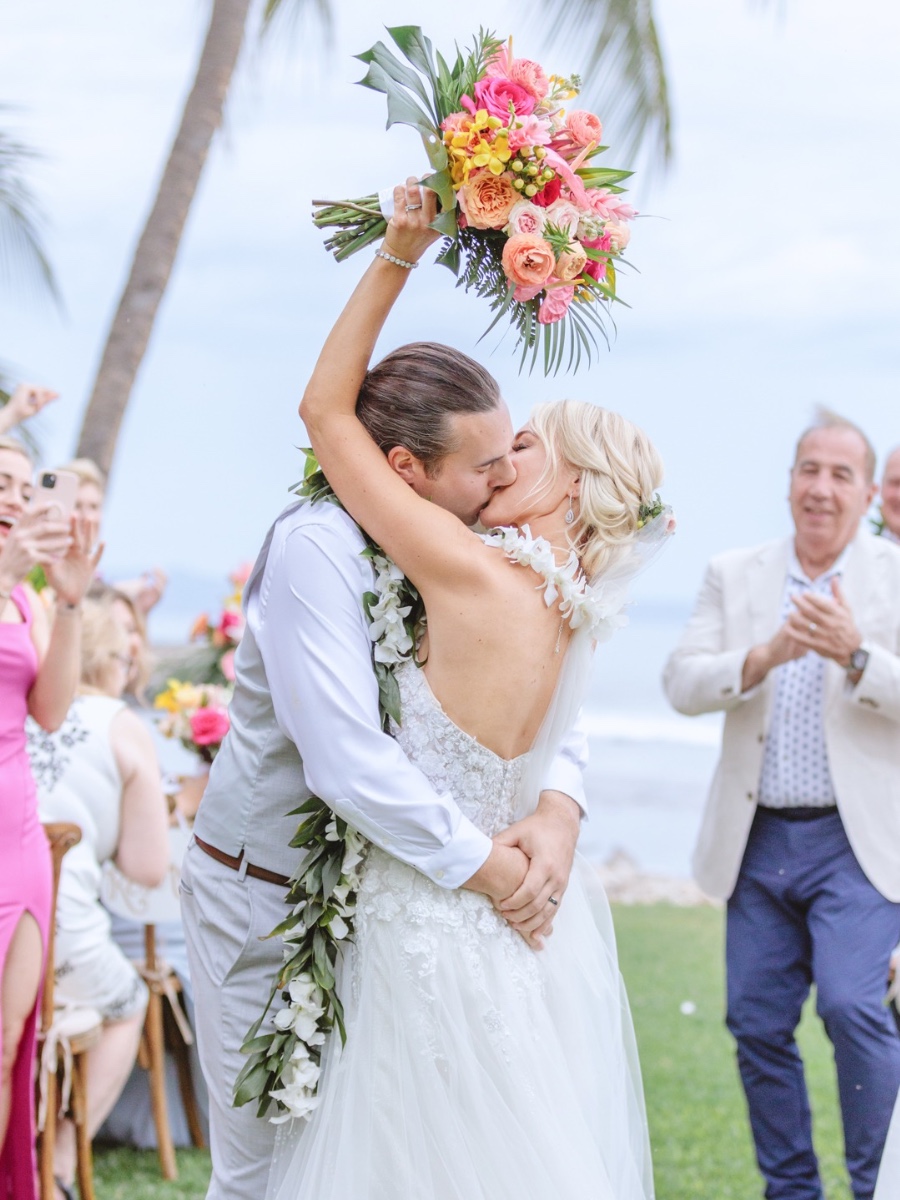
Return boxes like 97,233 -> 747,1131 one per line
94,905 -> 852,1199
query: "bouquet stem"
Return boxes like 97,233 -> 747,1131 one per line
312,194 -> 388,262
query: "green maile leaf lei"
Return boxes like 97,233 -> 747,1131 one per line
233,450 -> 423,1123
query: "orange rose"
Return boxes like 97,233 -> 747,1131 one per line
460,174 -> 520,230
502,233 -> 556,289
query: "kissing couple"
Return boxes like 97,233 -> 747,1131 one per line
181,177 -> 670,1200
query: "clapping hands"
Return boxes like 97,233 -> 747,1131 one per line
785,578 -> 862,669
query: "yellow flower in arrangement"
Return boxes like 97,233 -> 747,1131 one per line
154,679 -> 204,714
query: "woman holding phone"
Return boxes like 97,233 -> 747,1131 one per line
0,437 -> 101,1200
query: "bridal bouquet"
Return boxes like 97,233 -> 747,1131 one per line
313,26 -> 637,373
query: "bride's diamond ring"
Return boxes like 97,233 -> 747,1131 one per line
405,203 -> 423,211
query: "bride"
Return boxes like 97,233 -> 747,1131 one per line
267,178 -> 667,1200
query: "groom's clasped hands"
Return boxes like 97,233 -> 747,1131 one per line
468,791 -> 581,950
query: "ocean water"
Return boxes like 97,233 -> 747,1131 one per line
578,601 -> 722,878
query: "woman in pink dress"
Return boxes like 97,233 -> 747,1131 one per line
0,436 -> 101,1199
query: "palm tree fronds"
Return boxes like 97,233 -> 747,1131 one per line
261,0 -> 334,45
0,120 -> 59,303
531,0 -> 672,170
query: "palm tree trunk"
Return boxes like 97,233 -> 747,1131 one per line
76,0 -> 254,478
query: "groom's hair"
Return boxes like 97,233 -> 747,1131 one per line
357,342 -> 502,478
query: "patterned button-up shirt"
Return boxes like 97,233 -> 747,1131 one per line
757,544 -> 852,808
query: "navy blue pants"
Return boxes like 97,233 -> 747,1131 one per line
726,807 -> 900,1200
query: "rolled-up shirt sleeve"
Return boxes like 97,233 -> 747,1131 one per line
253,509 -> 492,889
544,715 -> 589,817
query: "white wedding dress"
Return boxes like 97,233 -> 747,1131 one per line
267,657 -> 654,1200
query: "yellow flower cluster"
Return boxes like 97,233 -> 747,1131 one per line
154,678 -> 205,714
443,109 -> 512,188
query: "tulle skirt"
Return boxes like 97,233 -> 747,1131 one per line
267,850 -> 653,1200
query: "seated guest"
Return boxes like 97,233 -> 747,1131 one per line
97,587 -> 210,1149
29,597 -> 169,1197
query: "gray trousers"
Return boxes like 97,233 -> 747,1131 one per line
180,838 -> 290,1199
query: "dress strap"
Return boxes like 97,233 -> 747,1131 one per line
9,584 -> 33,627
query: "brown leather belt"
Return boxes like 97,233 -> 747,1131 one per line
194,835 -> 290,888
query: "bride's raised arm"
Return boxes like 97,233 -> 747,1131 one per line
300,178 -> 486,592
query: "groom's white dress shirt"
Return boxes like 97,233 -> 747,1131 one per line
194,498 -> 588,886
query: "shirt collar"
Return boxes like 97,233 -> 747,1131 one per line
788,540 -> 853,586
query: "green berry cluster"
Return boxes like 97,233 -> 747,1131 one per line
509,145 -> 556,198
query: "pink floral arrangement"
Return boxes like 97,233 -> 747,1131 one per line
154,680 -> 232,764
313,27 -> 637,373
188,563 -> 250,684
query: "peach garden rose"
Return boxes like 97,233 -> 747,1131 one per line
555,242 -> 588,282
501,233 -> 557,289
459,173 -> 519,230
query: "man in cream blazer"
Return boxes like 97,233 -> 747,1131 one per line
664,413 -> 900,1200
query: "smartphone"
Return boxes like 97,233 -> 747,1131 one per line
32,469 -> 79,521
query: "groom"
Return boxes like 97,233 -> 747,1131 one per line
181,341 -> 588,1200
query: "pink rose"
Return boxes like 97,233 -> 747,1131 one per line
507,58 -> 550,101
565,109 -> 604,148
190,706 -> 230,747
533,176 -> 562,208
543,199 -> 581,238
502,234 -> 556,290
472,77 -> 535,120
538,285 -> 576,325
459,173 -> 519,230
220,649 -> 236,682
214,609 -> 244,646
555,243 -> 588,282
505,200 -> 546,237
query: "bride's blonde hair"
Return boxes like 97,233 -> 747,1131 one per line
527,400 -> 664,581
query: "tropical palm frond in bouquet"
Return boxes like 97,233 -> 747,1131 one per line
312,26 -> 638,375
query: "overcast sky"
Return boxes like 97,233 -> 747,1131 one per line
2,0 -> 898,630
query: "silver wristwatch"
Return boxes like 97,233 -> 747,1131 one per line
848,647 -> 869,674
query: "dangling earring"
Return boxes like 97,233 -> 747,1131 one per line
565,493 -> 575,525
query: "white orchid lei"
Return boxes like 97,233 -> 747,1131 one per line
480,525 -> 629,642
233,452 -> 422,1124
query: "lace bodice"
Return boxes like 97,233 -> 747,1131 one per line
353,661 -> 540,1022
389,661 -> 529,838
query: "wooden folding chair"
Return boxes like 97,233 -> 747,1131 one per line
37,822 -> 104,1200
134,923 -> 205,1180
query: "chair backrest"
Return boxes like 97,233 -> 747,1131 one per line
40,822 -> 82,1032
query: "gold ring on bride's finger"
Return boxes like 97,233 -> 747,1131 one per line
548,896 -> 558,906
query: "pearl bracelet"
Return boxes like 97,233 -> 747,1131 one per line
375,249 -> 418,270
